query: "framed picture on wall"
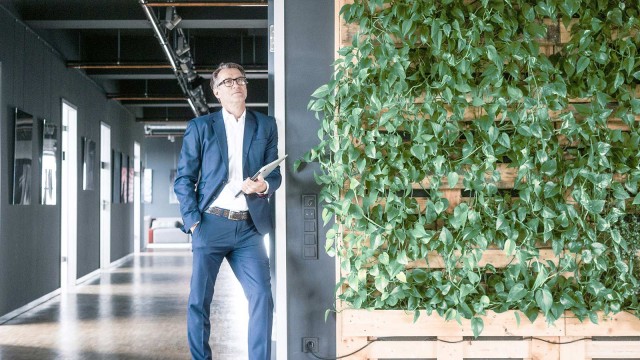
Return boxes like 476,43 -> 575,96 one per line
112,149 -> 121,203
40,118 -> 57,205
128,155 -> 134,203
82,137 -> 96,191
120,153 -> 128,203
12,108 -> 34,205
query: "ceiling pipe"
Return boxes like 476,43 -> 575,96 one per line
107,95 -> 186,101
146,2 -> 267,7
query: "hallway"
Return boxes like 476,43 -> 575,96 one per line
0,249 -> 248,360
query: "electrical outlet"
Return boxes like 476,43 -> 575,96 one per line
302,337 -> 318,353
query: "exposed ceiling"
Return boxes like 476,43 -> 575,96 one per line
1,0 -> 269,136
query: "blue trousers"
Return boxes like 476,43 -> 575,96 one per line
187,212 -> 273,360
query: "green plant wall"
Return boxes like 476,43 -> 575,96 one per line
301,0 -> 640,336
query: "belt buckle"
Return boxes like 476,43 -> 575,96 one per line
227,210 -> 236,220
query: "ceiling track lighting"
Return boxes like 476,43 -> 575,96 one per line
164,7 -> 182,30
139,0 -> 208,117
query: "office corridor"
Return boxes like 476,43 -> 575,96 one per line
0,249 -> 249,360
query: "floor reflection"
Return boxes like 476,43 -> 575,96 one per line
0,249 -> 248,360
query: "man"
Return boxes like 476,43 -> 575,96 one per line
174,62 -> 281,360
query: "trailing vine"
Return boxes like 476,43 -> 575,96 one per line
299,0 -> 640,337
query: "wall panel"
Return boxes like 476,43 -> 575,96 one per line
0,5 -> 143,317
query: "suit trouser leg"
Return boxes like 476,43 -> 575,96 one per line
226,220 -> 273,360
187,248 -> 224,360
187,214 -> 235,360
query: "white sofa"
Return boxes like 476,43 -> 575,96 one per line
148,217 -> 190,244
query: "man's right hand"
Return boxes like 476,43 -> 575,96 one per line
190,222 -> 199,234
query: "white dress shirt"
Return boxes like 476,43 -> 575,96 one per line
209,108 -> 249,211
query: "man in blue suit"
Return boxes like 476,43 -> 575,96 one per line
174,62 -> 281,360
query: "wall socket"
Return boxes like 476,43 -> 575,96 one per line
302,337 -> 318,353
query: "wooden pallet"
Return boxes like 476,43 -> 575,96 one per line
333,2 -> 640,359
338,309 -> 640,360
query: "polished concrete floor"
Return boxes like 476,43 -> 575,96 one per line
0,249 -> 249,360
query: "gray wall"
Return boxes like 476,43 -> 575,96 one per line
142,136 -> 183,220
0,6 -> 143,316
285,1 -> 336,358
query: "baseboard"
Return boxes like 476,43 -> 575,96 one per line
109,253 -> 134,269
0,288 -> 62,325
1,253 -> 137,324
76,268 -> 101,285
76,253 -> 135,285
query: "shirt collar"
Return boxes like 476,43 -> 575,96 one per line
221,107 -> 246,123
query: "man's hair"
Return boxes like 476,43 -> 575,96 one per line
210,62 -> 246,90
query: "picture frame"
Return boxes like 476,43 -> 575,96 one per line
120,153 -> 128,203
82,137 -> 96,191
40,118 -> 57,205
12,108 -> 34,205
112,149 -> 121,203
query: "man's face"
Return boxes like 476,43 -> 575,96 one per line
213,68 -> 247,108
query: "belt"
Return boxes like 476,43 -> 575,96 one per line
205,206 -> 250,221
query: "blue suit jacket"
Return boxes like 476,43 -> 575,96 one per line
174,110 -> 281,239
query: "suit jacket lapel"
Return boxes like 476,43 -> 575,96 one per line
243,111 -> 257,176
211,111 -> 229,171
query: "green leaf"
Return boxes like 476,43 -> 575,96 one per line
576,56 -> 590,74
535,288 -> 553,315
447,171 -> 459,189
379,252 -> 390,266
504,239 -> 516,256
310,84 -> 331,99
471,317 -> 484,338
375,276 -> 389,292
439,227 -> 453,244
507,283 -> 527,302
507,86 -> 523,101
583,200 -> 605,214
395,272 -> 407,283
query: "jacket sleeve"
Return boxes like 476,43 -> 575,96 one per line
174,120 -> 202,233
262,116 -> 282,196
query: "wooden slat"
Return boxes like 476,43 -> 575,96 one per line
437,336 -> 464,360
416,163 -> 518,190
586,340 -> 640,358
338,336 -> 368,360
406,249 -> 559,270
565,312 -> 640,336
362,340 -> 438,358
531,337 -> 560,360
559,337 -> 588,360
465,339 -> 532,358
342,309 -> 566,337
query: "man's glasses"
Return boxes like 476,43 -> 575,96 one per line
216,77 -> 249,88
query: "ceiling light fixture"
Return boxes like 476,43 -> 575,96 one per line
164,8 -> 182,30
140,0 -> 208,118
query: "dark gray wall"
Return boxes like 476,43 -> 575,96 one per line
142,136 -> 183,219
285,1 -> 336,358
0,6 -> 143,316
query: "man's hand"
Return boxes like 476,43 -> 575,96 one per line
190,222 -> 199,234
241,175 -> 268,195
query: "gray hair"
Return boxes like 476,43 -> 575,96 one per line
210,62 -> 246,90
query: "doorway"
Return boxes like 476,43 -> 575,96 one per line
134,141 -> 141,253
60,100 -> 78,290
100,123 -> 111,269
